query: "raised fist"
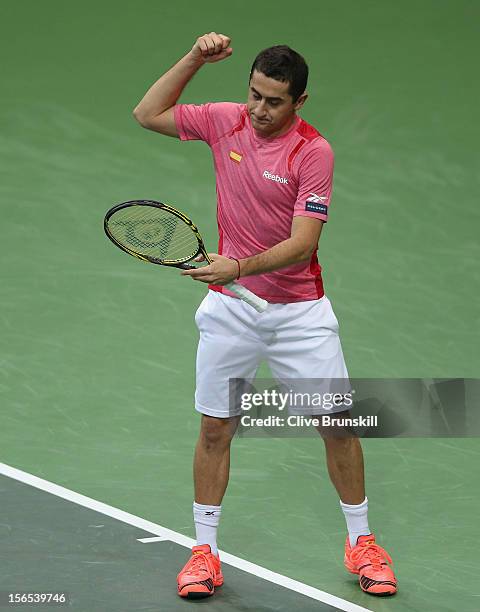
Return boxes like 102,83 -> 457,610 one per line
190,32 -> 233,63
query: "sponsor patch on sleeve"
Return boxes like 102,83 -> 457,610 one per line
305,201 -> 328,215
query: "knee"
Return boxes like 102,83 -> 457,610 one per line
199,415 -> 237,450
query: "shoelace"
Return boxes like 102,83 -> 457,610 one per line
350,541 -> 393,571
187,552 -> 212,575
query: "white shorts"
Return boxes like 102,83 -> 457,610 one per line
194,290 -> 350,418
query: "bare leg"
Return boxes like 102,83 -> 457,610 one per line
194,414 -> 240,505
322,436 -> 366,504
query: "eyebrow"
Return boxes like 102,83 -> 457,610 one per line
250,86 -> 284,102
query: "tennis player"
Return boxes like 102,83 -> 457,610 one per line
133,32 -> 397,598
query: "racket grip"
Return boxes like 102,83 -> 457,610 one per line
224,282 -> 268,313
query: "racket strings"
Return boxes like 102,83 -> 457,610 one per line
107,206 -> 199,262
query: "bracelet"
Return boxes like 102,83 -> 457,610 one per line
229,257 -> 241,280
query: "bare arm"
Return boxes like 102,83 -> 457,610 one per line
181,216 -> 324,284
239,216 -> 324,277
133,32 -> 232,137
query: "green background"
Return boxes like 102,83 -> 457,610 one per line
1,1 -> 479,610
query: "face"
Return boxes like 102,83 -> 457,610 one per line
247,70 -> 307,138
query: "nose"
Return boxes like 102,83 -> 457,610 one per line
254,99 -> 268,118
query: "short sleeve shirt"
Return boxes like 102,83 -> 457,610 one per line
174,102 -> 334,303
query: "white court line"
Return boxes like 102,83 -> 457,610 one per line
0,462 -> 372,612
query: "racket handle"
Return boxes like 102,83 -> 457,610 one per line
178,264 -> 267,312
224,282 -> 268,313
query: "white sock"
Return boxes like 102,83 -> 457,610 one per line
340,497 -> 371,547
193,501 -> 222,556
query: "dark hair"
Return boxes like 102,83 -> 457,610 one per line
249,45 -> 308,102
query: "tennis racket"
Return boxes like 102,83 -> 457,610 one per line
104,200 -> 268,313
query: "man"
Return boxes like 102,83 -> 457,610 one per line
133,32 -> 397,599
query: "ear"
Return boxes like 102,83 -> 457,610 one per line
294,92 -> 308,111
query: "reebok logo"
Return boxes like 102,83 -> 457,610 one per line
263,170 -> 288,185
306,192 -> 327,203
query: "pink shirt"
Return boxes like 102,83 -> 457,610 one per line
174,102 -> 334,303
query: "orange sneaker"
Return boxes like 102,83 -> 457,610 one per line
344,534 -> 397,596
177,544 -> 224,599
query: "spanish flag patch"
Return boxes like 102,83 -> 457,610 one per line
229,150 -> 243,163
